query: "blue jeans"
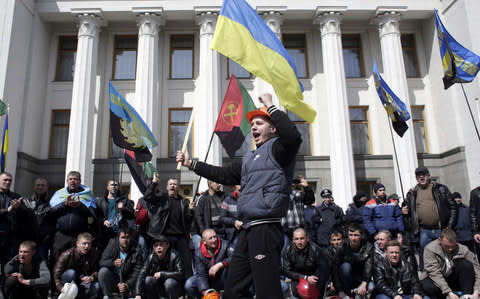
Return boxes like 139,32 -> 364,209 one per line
144,276 -> 183,299
338,262 -> 375,295
376,294 -> 430,299
419,228 -> 441,269
61,269 -> 100,298
185,270 -> 226,297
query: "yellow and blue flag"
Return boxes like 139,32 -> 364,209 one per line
0,113 -> 8,172
109,82 -> 157,162
373,61 -> 410,137
434,9 -> 480,89
211,0 -> 316,123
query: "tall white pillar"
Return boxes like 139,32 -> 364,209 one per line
316,11 -> 356,209
65,12 -> 102,186
195,11 -> 222,191
260,10 -> 283,109
377,11 -> 418,195
130,10 -> 163,201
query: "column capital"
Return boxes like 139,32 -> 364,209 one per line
196,11 -> 218,36
75,13 -> 103,38
260,10 -> 284,37
134,10 -> 165,37
375,11 -> 402,38
314,11 -> 343,36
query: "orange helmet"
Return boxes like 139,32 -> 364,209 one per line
297,277 -> 321,299
202,289 -> 221,299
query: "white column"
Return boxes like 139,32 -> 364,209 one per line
377,11 -> 418,195
260,11 -> 283,109
195,11 -> 222,191
130,10 -> 163,201
316,11 -> 356,209
65,13 -> 102,186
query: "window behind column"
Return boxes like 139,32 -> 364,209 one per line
55,36 -> 77,81
49,110 -> 70,158
169,108 -> 193,157
170,35 -> 194,79
287,111 -> 311,156
282,34 -> 308,78
342,34 -> 364,78
112,35 -> 138,80
228,59 -> 251,79
349,106 -> 371,154
401,34 -> 419,77
411,105 -> 429,153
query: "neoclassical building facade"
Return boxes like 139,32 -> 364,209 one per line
1,0 -> 479,209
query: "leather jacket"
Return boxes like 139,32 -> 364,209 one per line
135,248 -> 184,296
469,186 -> 480,233
53,247 -> 99,291
404,182 -> 457,235
373,256 -> 423,297
283,241 -> 329,284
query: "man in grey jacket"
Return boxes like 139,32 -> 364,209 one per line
421,228 -> 480,299
3,240 -> 50,299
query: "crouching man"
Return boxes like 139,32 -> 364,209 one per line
421,228 -> 480,299
3,241 -> 50,299
185,228 -> 233,297
98,227 -> 144,298
53,232 -> 100,298
374,240 -> 425,299
135,235 -> 184,299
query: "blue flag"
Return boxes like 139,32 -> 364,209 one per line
434,9 -> 480,89
373,61 -> 410,137
109,82 -> 157,162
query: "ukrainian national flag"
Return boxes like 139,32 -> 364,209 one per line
0,113 -> 8,172
109,82 -> 157,162
373,61 -> 410,137
211,0 -> 316,123
434,9 -> 480,89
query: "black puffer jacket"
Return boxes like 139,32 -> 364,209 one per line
332,240 -> 374,293
135,248 -> 184,296
373,256 -> 423,297
404,182 -> 457,235
469,186 -> 480,234
99,238 -> 144,290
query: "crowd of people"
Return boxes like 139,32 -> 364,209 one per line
1,93 -> 480,299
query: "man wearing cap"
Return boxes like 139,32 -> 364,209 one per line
176,93 -> 301,299
313,188 -> 345,248
363,183 -> 404,241
404,166 -> 456,258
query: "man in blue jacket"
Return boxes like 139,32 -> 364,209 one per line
177,93 -> 301,299
363,183 -> 404,241
185,228 -> 233,297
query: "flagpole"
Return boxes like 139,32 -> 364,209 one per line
385,112 -> 407,201
177,50 -> 213,170
192,132 -> 216,205
460,83 -> 480,142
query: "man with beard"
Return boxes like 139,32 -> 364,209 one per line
135,236 -> 184,299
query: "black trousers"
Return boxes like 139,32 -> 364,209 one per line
224,223 -> 284,299
421,259 -> 475,298
4,275 -> 49,299
165,234 -> 193,278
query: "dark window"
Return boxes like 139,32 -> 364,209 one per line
113,36 -> 138,80
170,35 -> 194,79
55,37 -> 77,81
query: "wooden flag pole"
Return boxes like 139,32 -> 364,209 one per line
177,50 -> 213,170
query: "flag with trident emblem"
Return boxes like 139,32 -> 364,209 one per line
214,75 -> 256,157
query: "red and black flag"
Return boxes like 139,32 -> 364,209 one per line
124,149 -> 157,194
214,75 -> 256,157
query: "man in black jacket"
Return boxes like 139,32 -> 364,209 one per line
185,228 -> 233,297
469,186 -> 480,260
98,227 -> 143,298
143,175 -> 194,278
3,240 -> 50,299
333,223 -> 374,298
135,235 -> 184,299
177,93 -> 301,299
373,240 -> 424,299
282,227 -> 329,299
195,181 -> 227,241
314,188 -> 345,248
404,166 -> 457,266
